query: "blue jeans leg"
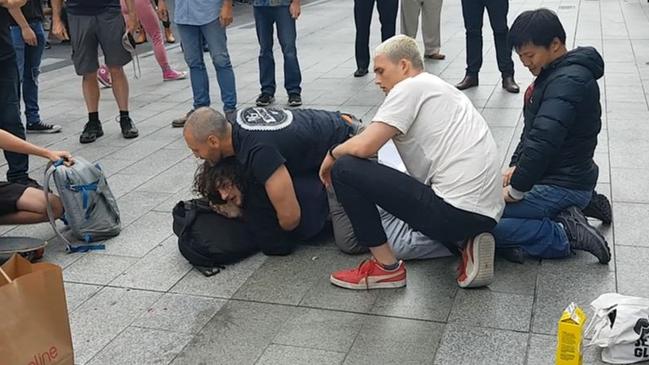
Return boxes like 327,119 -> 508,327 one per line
12,22 -> 45,125
9,25 -> 25,120
254,6 -> 276,96
275,6 -> 302,95
201,19 -> 237,112
177,23 -> 210,109
492,185 -> 593,259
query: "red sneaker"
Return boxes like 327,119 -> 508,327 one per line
457,232 -> 495,288
330,259 -> 406,290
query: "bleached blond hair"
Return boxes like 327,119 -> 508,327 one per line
374,35 -> 424,70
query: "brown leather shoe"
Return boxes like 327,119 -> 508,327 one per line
134,28 -> 147,44
455,75 -> 479,90
164,27 -> 176,44
502,76 -> 520,93
424,53 -> 446,60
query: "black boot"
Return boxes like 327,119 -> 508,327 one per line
354,68 -> 368,77
555,206 -> 611,264
502,75 -> 520,93
582,191 -> 612,225
455,75 -> 479,90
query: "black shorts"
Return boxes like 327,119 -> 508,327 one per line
0,182 -> 28,216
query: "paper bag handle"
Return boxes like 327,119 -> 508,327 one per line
0,266 -> 12,283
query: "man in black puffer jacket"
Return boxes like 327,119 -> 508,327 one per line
493,8 -> 611,264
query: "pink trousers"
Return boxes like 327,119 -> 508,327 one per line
121,0 -> 170,70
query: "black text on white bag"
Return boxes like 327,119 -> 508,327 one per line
44,157 -> 121,252
586,293 -> 649,364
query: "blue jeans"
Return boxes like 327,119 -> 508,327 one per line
493,185 -> 592,259
253,6 -> 302,96
176,19 -> 237,111
10,21 -> 46,126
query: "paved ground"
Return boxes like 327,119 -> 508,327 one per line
2,0 -> 649,363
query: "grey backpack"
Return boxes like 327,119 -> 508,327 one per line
44,157 -> 121,252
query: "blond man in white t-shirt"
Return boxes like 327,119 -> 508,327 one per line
319,35 -> 504,289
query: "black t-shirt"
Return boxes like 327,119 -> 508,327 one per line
232,107 -> 354,184
242,175 -> 329,255
242,180 -> 295,255
66,0 -> 121,15
8,0 -> 43,25
0,8 -> 15,62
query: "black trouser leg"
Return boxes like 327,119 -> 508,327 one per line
461,0 -> 485,76
331,156 -> 496,253
485,0 -> 514,76
354,0 -> 375,70
377,0 -> 398,41
0,58 -> 29,182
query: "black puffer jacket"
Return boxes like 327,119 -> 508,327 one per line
510,47 -> 604,193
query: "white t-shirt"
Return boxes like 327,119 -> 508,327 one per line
373,72 -> 504,221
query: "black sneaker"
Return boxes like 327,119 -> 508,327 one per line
79,121 -> 104,144
496,247 -> 526,264
172,110 -> 193,128
27,121 -> 62,134
555,206 -> 611,264
256,93 -> 274,107
225,109 -> 237,124
119,117 -> 139,139
582,191 -> 612,225
288,93 -> 302,107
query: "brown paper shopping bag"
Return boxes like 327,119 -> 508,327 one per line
0,254 -> 74,365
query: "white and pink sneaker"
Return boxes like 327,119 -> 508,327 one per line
97,65 -> 112,88
163,68 -> 187,81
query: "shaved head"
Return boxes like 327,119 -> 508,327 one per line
183,107 -> 234,163
184,107 -> 229,142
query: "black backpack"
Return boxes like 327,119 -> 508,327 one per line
172,199 -> 257,276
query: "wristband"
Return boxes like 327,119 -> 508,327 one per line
328,143 -> 340,160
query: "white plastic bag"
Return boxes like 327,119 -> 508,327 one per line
585,293 -> 649,364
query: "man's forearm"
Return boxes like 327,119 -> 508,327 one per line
8,7 -> 30,29
51,0 -> 62,20
0,130 -> 49,158
331,138 -> 375,160
330,122 -> 397,160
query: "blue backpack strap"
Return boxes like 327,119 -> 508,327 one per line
67,243 -> 106,252
69,182 -> 99,219
67,234 -> 105,252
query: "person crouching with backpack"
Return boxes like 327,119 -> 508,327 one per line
0,129 -> 72,258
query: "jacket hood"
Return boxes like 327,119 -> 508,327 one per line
553,47 -> 604,80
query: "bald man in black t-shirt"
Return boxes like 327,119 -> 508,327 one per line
183,106 -> 359,249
